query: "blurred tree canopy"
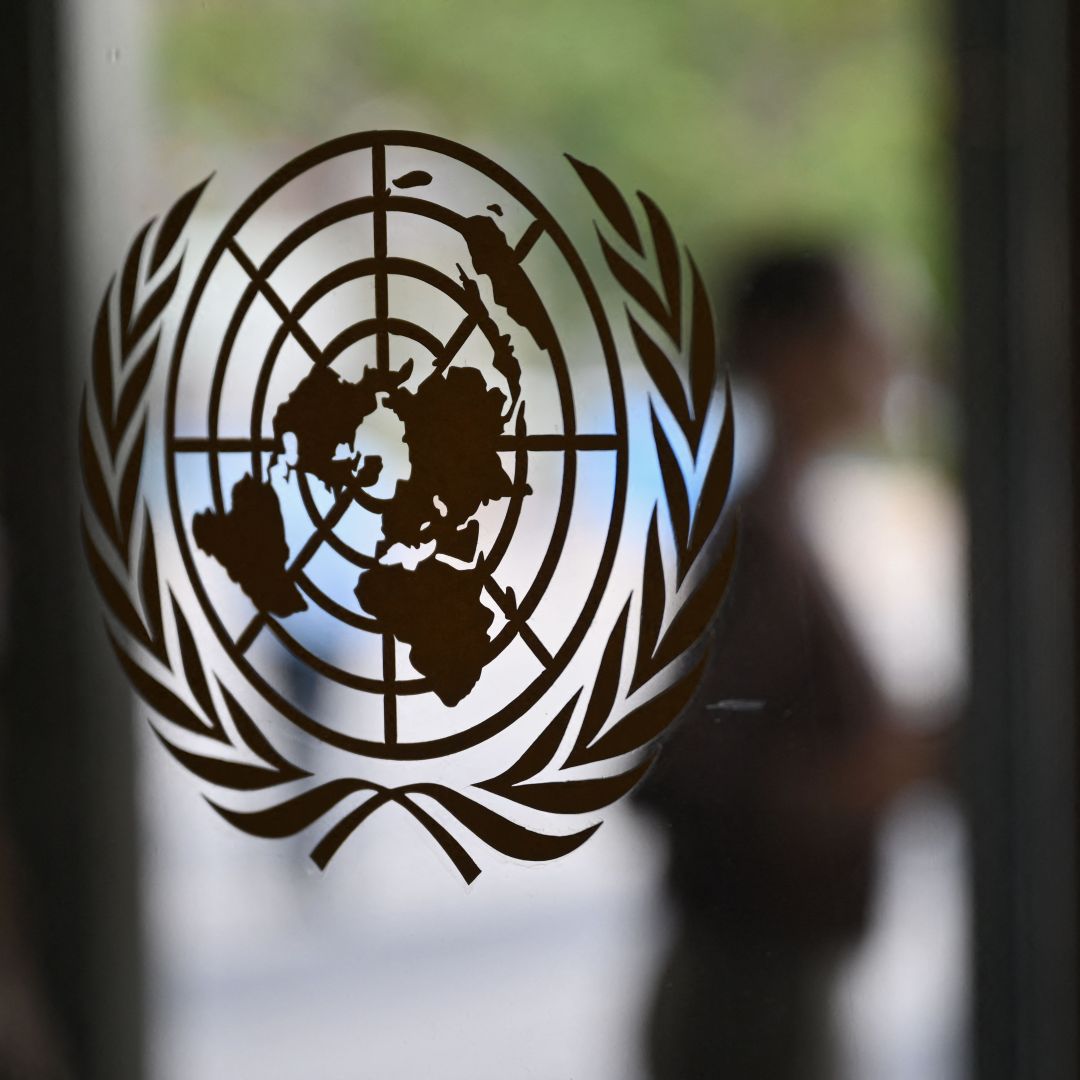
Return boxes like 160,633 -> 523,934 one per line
157,0 -> 948,293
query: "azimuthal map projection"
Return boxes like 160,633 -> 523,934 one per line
168,132 -> 629,757
84,130 -> 735,875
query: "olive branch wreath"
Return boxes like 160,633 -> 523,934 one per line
80,160 -> 735,884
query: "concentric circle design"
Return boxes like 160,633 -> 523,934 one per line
166,131 -> 627,760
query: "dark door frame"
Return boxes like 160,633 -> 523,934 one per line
0,3 -> 143,1078
955,0 -> 1078,1076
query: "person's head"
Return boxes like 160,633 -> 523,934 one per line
723,246 -> 891,453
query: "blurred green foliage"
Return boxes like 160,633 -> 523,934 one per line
157,0 -> 948,292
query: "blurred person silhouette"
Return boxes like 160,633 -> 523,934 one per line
638,246 -> 935,1080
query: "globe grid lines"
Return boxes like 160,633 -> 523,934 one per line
174,237 -> 612,725
219,184 -> 557,692
192,165 -> 575,700
211,157 -> 582,676
165,130 -> 628,761
177,191 -> 600,725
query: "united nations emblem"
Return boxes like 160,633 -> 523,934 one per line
81,132 -> 736,881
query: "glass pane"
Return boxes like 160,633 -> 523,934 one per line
63,2 -> 969,1077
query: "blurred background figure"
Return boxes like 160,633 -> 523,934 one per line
639,247 -> 942,1080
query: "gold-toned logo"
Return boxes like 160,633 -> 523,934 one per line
81,132 -> 735,881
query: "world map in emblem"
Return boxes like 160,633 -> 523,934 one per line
166,132 -> 628,759
193,322 -> 529,707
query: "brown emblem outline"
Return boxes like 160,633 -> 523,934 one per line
80,134 -> 736,882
